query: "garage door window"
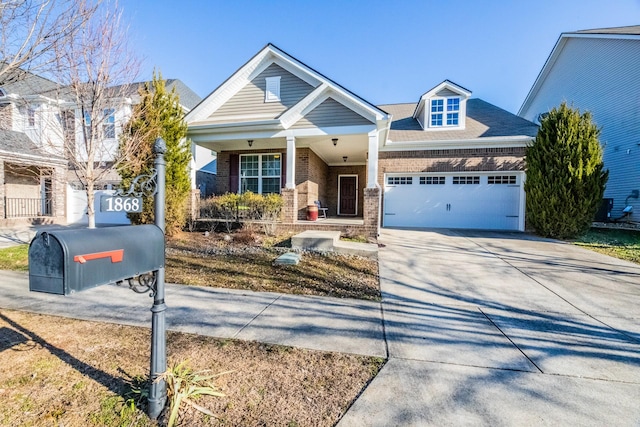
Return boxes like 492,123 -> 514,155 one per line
453,176 -> 480,185
488,175 -> 517,184
420,176 -> 445,185
388,176 -> 413,185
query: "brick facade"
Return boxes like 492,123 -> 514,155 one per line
377,147 -> 526,184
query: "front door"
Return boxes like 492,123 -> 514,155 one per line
339,175 -> 357,215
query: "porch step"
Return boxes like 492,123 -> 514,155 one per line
291,230 -> 378,258
291,230 -> 340,251
333,240 -> 378,258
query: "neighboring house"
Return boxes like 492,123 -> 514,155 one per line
0,71 -> 67,225
186,44 -> 538,236
0,69 -> 205,226
519,25 -> 640,222
196,156 -> 217,198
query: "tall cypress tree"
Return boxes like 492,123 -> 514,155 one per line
118,72 -> 192,235
525,102 -> 608,239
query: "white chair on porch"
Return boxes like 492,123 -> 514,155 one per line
314,200 -> 328,219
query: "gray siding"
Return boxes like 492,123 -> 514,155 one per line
435,88 -> 459,97
290,98 -> 374,129
208,63 -> 316,121
521,37 -> 640,220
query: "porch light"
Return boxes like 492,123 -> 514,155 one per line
248,140 -> 253,147
343,156 -> 348,162
332,138 -> 338,146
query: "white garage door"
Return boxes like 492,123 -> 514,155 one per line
383,173 -> 523,231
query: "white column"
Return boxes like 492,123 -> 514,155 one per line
189,140 -> 197,190
367,131 -> 379,188
286,135 -> 296,189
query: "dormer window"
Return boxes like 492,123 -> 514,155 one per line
430,97 -> 460,127
414,80 -> 471,131
265,76 -> 281,102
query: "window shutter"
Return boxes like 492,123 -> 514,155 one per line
229,154 -> 239,193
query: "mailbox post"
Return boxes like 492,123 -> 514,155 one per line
28,137 -> 170,420
148,138 -> 167,419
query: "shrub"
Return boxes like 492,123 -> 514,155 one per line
525,102 -> 608,239
199,192 -> 283,235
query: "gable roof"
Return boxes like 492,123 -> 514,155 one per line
519,25 -> 640,116
186,43 -> 391,135
382,98 -> 538,145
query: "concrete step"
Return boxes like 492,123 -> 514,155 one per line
333,240 -> 378,258
291,230 -> 377,258
291,230 -> 341,251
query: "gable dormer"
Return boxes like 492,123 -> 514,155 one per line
413,80 -> 471,130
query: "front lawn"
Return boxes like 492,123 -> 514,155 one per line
0,309 -> 383,426
573,227 -> 640,264
167,231 -> 380,300
0,230 -> 381,301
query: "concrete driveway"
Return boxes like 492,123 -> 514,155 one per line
339,228 -> 640,426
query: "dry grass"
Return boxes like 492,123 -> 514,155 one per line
166,231 -> 381,301
0,310 -> 384,426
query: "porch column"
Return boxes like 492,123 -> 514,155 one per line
367,131 -> 379,188
286,135 -> 296,189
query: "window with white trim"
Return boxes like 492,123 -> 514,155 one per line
103,108 -> 115,139
240,153 -> 281,194
265,76 -> 281,102
453,176 -> 479,185
387,176 -> 413,185
27,107 -> 36,127
431,97 -> 460,127
488,175 -> 517,185
420,176 -> 445,185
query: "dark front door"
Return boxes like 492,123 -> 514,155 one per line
339,176 -> 357,215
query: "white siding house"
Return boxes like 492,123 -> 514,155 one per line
519,25 -> 640,221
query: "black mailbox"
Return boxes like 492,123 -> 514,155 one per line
29,225 -> 165,295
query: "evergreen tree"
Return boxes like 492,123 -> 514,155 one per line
525,102 -> 608,239
118,72 -> 192,235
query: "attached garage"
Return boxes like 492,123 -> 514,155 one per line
383,172 -> 525,231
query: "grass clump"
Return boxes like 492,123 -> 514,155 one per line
573,228 -> 640,264
0,244 -> 29,271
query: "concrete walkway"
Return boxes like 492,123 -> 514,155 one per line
1,228 -> 640,425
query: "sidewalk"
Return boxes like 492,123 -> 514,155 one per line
0,270 -> 386,358
0,224 -> 84,249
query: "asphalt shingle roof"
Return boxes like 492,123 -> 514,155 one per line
379,98 -> 538,143
575,25 -> 640,35
0,68 -> 59,97
0,129 -> 64,160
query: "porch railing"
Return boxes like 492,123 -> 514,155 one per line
4,197 -> 52,218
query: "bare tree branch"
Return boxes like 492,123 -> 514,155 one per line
0,0 -> 98,85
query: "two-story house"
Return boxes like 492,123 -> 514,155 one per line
0,70 -> 204,226
519,25 -> 640,222
186,44 -> 538,236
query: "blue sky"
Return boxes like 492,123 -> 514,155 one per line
125,0 -> 640,114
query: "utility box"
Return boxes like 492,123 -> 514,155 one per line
594,198 -> 614,222
29,225 -> 165,295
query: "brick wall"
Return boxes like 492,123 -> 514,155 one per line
377,147 -> 526,184
216,148 -> 285,195
296,148 -> 329,219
